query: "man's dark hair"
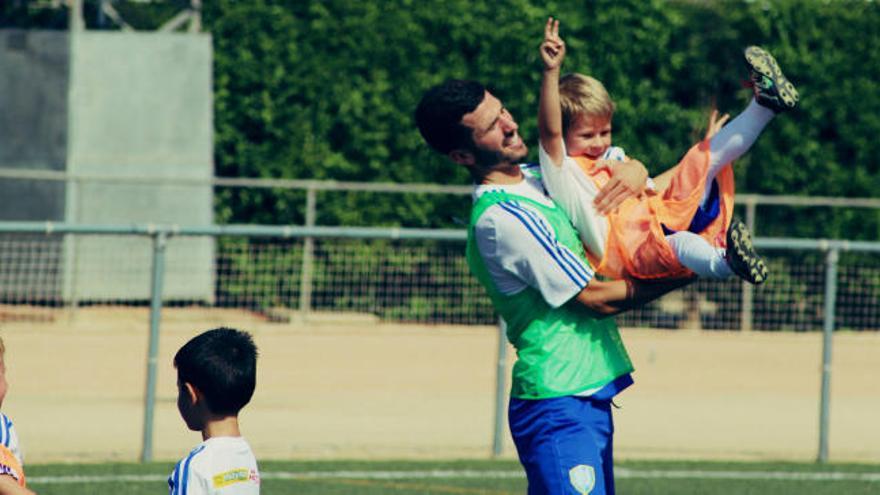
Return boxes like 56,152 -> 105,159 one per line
415,79 -> 486,154
174,327 -> 258,416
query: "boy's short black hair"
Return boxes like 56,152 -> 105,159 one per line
174,327 -> 258,416
415,79 -> 486,154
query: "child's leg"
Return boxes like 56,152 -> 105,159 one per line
701,99 -> 775,204
666,231 -> 733,279
667,220 -> 769,284
702,46 -> 798,205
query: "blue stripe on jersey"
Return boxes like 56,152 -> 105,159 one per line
4,416 -> 11,448
501,200 -> 593,286
498,200 -> 592,287
514,204 -> 593,284
507,200 -> 594,285
170,445 -> 206,495
168,460 -> 182,495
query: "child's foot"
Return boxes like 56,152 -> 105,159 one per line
744,46 -> 799,113
725,218 -> 769,285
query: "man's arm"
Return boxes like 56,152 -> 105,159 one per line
574,276 -> 694,316
538,17 -> 566,166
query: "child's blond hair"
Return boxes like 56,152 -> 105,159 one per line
0,337 -> 5,356
559,73 -> 616,134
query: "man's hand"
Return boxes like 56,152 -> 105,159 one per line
592,158 -> 649,215
540,17 -> 565,72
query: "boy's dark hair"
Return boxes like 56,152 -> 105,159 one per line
174,327 -> 258,416
415,79 -> 486,154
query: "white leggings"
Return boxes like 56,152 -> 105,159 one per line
665,99 -> 774,278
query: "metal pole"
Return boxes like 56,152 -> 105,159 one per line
492,318 -> 508,457
63,178 -> 81,316
298,187 -> 317,320
817,247 -> 839,463
141,232 -> 168,462
741,200 -> 757,332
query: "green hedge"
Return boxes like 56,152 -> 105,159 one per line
4,0 -> 878,239
197,0 -> 880,241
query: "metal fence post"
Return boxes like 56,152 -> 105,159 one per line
492,318 -> 508,457
63,178 -> 81,316
298,186 -> 317,320
741,199 -> 757,332
817,246 -> 839,463
141,230 -> 168,463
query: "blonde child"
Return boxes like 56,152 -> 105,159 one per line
538,18 -> 798,284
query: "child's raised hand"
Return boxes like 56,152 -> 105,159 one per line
703,108 -> 731,140
540,17 -> 566,71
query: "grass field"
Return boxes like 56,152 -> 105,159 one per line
24,459 -> 880,494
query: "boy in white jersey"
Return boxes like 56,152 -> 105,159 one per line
169,328 -> 260,495
0,338 -> 35,495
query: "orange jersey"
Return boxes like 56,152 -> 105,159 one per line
0,444 -> 25,487
575,140 -> 735,281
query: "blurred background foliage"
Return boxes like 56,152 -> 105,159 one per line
3,0 -> 879,239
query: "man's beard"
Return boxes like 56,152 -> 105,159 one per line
471,144 -> 528,169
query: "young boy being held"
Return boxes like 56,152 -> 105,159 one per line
0,338 -> 35,495
169,328 -> 260,495
539,18 -> 798,284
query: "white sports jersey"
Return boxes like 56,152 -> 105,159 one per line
538,142 -> 628,261
0,412 -> 23,466
168,437 -> 260,495
473,164 -> 594,308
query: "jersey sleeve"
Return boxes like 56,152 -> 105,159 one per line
475,203 -> 593,308
168,448 -> 209,495
537,141 -> 610,260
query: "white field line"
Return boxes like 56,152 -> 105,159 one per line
27,468 -> 880,485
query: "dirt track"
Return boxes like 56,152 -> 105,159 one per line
1,307 -> 879,464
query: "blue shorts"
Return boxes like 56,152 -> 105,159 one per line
509,395 -> 616,495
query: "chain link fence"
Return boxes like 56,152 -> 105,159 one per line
0,223 -> 878,463
1,228 -> 878,331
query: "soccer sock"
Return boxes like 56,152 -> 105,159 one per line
702,98 -> 775,205
666,231 -> 733,279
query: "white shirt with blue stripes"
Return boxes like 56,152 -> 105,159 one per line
473,164 -> 594,309
168,436 -> 260,495
0,413 -> 22,465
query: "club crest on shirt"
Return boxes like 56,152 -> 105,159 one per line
568,464 -> 596,494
